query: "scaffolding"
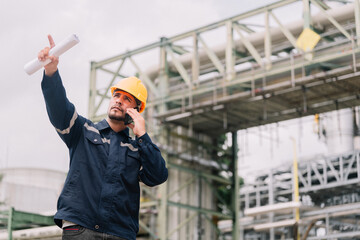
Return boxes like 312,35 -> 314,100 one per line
86,0 -> 360,239
239,150 -> 360,239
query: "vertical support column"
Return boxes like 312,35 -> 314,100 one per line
7,207 -> 13,240
159,37 -> 169,115
265,10 -> 272,71
192,33 -> 200,87
197,176 -> 203,240
355,0 -> 360,46
325,213 -> 330,235
231,131 -> 240,240
291,137 -> 300,240
302,0 -> 311,29
158,129 -> 169,240
226,21 -> 235,81
268,170 -> 275,240
158,37 -> 169,240
357,152 -> 360,181
88,62 -> 97,120
303,0 -> 313,61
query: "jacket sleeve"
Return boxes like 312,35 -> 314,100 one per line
41,70 -> 84,148
137,133 -> 168,187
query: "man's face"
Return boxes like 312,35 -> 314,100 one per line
108,90 -> 137,122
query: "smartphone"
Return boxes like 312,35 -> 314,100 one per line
124,107 -> 139,125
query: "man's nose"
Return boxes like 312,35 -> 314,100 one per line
115,97 -> 122,104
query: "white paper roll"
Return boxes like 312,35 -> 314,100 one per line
24,34 -> 80,75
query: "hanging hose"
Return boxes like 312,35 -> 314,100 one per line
301,220 -> 317,240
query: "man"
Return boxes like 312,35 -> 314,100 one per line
38,35 -> 168,240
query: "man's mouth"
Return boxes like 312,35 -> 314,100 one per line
111,106 -> 123,112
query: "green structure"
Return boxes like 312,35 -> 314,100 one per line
1,208 -> 54,240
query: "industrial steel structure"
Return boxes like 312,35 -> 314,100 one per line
87,0 -> 360,239
2,0 -> 360,239
238,147 -> 360,239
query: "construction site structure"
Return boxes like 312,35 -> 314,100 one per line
1,0 -> 360,239
236,107 -> 360,239
86,0 -> 360,239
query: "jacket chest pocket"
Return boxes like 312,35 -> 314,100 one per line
84,131 -> 107,167
120,142 -> 140,167
124,148 -> 141,182
85,131 -> 104,145
126,149 -> 141,168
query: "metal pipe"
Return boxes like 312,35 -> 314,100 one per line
143,3 -> 355,80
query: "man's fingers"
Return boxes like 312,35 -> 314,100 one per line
126,108 -> 137,117
48,34 -> 55,48
49,55 -> 58,62
44,47 -> 50,54
38,48 -> 47,61
38,47 -> 55,62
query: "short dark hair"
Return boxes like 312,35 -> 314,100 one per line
135,98 -> 141,108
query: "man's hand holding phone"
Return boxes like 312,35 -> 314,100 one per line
126,108 -> 146,137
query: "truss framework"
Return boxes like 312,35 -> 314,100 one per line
239,150 -> 360,239
88,0 -> 360,239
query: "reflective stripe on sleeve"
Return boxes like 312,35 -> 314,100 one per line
84,122 -> 100,134
56,111 -> 78,135
121,142 -> 138,152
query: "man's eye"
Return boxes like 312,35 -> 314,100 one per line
125,96 -> 131,102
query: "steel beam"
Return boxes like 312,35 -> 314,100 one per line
87,1 -> 360,239
198,36 -> 225,74
269,11 -> 298,49
167,176 -> 195,199
265,10 -> 272,70
88,62 -> 97,119
93,59 -> 125,115
129,57 -> 159,97
232,131 -> 240,240
168,162 -> 231,185
306,231 -> 360,240
166,213 -> 197,239
192,33 -> 200,84
226,21 -> 235,81
356,0 -> 360,46
166,46 -> 192,87
139,220 -> 158,239
303,0 -> 312,29
7,207 -> 13,240
167,201 -> 232,219
311,0 -> 352,41
233,23 -> 263,67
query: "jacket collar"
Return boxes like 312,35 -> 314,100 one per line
96,119 -> 110,131
96,119 -> 130,138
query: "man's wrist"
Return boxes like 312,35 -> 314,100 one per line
136,131 -> 146,138
45,68 -> 58,77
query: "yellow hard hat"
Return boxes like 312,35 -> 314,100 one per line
110,76 -> 147,113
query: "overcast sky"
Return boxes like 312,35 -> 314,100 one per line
0,0 -> 337,177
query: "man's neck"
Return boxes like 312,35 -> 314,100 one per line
106,117 -> 127,133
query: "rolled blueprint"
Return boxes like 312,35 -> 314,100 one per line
24,34 -> 80,75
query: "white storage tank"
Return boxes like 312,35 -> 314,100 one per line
0,168 -> 66,214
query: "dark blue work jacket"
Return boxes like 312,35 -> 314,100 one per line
41,70 -> 168,240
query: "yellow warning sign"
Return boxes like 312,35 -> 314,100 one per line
296,28 -> 321,52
